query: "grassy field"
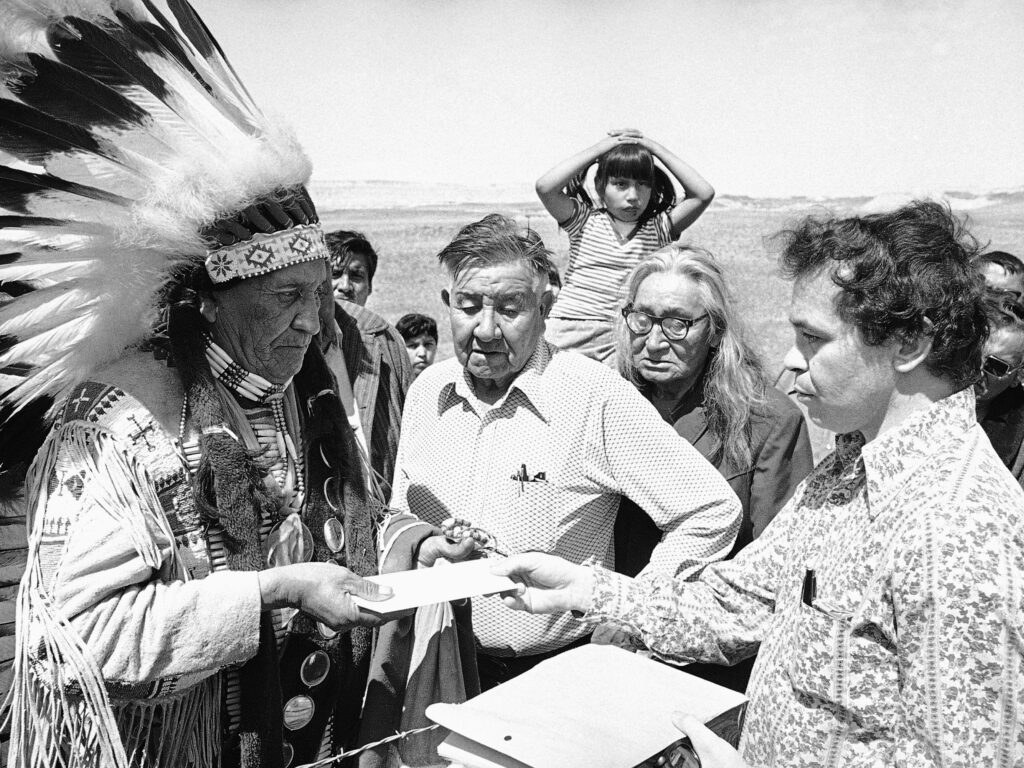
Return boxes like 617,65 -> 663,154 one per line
323,200 -> 1024,375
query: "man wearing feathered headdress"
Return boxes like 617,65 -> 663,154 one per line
0,2 -> 473,766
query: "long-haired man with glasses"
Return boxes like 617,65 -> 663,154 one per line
976,293 -> 1024,485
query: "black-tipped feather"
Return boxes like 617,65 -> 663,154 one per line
0,167 -> 128,214
129,5 -> 213,93
0,253 -> 20,265
49,18 -> 170,100
0,99 -> 106,166
0,281 -> 34,298
12,54 -> 150,131
0,217 -> 65,230
166,0 -> 256,106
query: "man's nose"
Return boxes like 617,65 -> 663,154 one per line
783,344 -> 806,373
474,307 -> 501,341
644,323 -> 668,350
293,299 -> 321,336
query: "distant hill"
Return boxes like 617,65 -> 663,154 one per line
309,179 -> 1024,214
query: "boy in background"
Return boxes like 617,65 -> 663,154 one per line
397,313 -> 438,379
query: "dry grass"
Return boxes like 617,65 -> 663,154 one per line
323,201 -> 1024,374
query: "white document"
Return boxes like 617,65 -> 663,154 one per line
428,644 -> 748,768
351,558 -> 517,616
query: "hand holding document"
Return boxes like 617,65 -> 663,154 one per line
427,644 -> 747,768
350,558 -> 517,618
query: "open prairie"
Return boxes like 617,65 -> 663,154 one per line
323,199 -> 1024,374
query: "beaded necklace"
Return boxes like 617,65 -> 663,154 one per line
203,334 -> 305,513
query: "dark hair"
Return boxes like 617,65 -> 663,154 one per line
325,230 -> 379,285
396,313 -> 438,343
437,213 -> 555,282
976,250 -> 1024,276
546,262 -> 562,290
566,144 -> 675,226
984,289 -> 1024,330
776,200 -> 987,389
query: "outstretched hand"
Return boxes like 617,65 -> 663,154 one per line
669,713 -> 748,768
490,552 -> 593,615
259,562 -> 394,633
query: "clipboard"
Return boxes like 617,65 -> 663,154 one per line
427,644 -> 747,768
350,558 -> 517,617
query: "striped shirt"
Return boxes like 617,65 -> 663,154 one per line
588,388 -> 1024,766
550,200 -> 672,321
391,340 -> 740,656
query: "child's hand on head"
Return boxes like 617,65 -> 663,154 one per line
607,128 -> 644,139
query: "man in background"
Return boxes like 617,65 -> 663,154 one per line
976,249 -> 1024,298
396,313 -> 439,379
976,293 -> 1024,486
327,230 -> 378,306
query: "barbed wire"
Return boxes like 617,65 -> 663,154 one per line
294,724 -> 442,768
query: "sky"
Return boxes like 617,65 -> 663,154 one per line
199,0 -> 1024,198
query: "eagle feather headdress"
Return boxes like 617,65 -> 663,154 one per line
0,0 -> 320,490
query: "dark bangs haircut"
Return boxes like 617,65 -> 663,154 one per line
396,313 -> 438,343
566,144 -> 676,226
776,200 -> 987,389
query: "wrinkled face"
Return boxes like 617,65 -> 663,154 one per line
444,261 -> 551,397
203,260 -> 325,384
331,251 -> 373,306
405,333 -> 438,378
976,325 -> 1024,404
600,176 -> 652,224
629,272 -> 716,395
783,270 -> 899,440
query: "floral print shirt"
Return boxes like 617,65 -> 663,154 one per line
587,388 -> 1024,767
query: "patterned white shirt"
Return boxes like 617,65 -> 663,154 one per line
391,340 -> 740,656
549,200 -> 672,321
587,388 -> 1024,766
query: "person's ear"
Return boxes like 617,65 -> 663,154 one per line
441,288 -> 451,308
198,291 -> 218,323
708,322 -> 724,349
539,286 -> 554,319
893,320 -> 934,374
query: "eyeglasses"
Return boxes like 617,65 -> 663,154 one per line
983,354 -> 1024,379
622,308 -> 708,341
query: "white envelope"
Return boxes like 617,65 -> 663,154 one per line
427,644 -> 747,768
351,558 -> 517,617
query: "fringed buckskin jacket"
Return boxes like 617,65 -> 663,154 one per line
7,349 -> 451,768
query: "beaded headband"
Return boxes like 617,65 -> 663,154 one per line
205,223 -> 328,285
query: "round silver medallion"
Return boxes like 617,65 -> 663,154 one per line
283,695 -> 314,730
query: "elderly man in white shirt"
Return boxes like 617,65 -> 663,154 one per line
389,213 -> 741,689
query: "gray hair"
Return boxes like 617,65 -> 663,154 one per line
437,213 -> 554,282
617,244 -> 769,470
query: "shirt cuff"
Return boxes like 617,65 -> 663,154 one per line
580,564 -> 635,627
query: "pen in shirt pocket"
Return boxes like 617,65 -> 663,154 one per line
801,568 -> 853,622
510,464 -> 547,493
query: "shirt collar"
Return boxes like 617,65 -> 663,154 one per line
857,387 -> 977,518
440,339 -> 552,419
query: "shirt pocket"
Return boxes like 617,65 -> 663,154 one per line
491,477 -> 581,556
787,602 -> 899,732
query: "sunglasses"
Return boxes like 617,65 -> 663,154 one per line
622,308 -> 708,342
982,354 -> 1024,379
